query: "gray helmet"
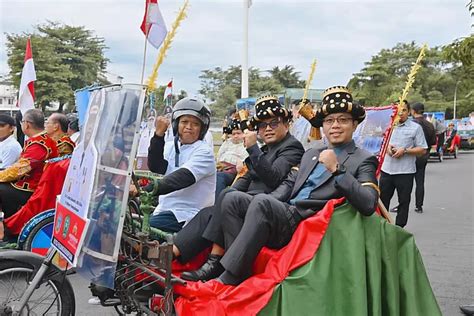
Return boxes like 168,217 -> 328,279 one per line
171,97 -> 211,140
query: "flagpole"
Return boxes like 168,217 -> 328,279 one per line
140,37 -> 149,85
241,0 -> 249,98
141,14 -> 151,85
170,77 -> 173,104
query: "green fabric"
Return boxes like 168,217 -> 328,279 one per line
260,203 -> 441,316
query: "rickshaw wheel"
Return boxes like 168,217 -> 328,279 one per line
0,260 -> 75,316
454,145 -> 458,158
114,305 -> 126,315
23,215 -> 54,256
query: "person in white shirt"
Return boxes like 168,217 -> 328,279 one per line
380,101 -> 427,228
147,97 -> 216,233
215,118 -> 248,199
0,114 -> 22,169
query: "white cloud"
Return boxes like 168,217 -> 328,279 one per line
1,0 -> 471,97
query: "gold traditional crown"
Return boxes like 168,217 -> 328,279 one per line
256,95 -> 279,106
322,86 -> 351,100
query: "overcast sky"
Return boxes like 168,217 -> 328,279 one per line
1,0 -> 472,96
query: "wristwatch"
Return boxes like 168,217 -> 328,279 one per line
0,211 -> 4,222
332,164 -> 347,176
404,148 -> 408,155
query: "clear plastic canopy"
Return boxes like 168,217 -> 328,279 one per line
73,84 -> 146,288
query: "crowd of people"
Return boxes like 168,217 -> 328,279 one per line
0,109 -> 77,243
0,85 -> 468,311
139,86 -> 466,287
0,87 -> 450,272
141,86 -> 381,285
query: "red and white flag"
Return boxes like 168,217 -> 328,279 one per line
140,0 -> 168,49
163,80 -> 173,100
17,37 -> 36,115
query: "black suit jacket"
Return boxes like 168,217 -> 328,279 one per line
271,140 -> 379,218
232,133 -> 305,195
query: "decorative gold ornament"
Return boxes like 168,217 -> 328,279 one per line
146,0 -> 190,92
394,43 -> 428,126
298,59 -> 317,117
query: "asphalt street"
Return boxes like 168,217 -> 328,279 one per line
68,151 -> 474,315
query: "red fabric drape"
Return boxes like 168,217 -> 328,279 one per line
174,198 -> 345,316
5,159 -> 70,235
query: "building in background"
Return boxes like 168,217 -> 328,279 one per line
0,76 -> 18,114
284,88 -> 324,106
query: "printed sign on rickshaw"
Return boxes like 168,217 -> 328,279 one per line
51,88 -> 104,265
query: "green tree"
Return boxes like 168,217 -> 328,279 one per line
442,35 -> 474,116
267,65 -> 305,88
348,41 -> 473,117
6,21 -> 108,112
177,89 -> 188,100
199,65 -> 290,119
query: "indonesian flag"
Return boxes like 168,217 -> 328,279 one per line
18,37 -> 36,115
140,0 -> 168,49
163,80 -> 172,101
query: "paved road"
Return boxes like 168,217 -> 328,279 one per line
69,151 -> 473,315
400,151 -> 473,316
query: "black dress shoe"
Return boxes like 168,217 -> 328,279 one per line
415,206 -> 423,213
181,254 -> 224,282
460,304 -> 474,315
217,270 -> 244,286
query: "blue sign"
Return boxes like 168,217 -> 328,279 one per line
74,89 -> 91,129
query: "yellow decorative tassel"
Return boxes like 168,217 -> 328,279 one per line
394,43 -> 428,125
146,0 -> 190,92
297,59 -> 321,140
299,59 -> 317,111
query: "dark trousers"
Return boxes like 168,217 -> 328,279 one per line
0,183 -> 32,218
215,172 -> 236,201
415,158 -> 428,208
149,211 -> 184,234
380,171 -> 414,228
436,133 -> 445,153
220,193 -> 300,279
173,188 -> 234,262
173,205 -> 218,262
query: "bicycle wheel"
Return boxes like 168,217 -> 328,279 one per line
0,260 -> 75,315
23,216 -> 54,256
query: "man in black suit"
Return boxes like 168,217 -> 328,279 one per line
174,95 -> 305,281
216,86 -> 380,285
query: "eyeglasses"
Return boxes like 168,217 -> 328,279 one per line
322,116 -> 353,126
257,119 -> 282,130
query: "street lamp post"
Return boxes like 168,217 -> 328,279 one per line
241,0 -> 250,99
453,80 -> 461,120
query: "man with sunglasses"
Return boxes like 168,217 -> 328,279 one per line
172,95 -> 305,282
215,86 -> 380,285
0,109 -> 58,242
